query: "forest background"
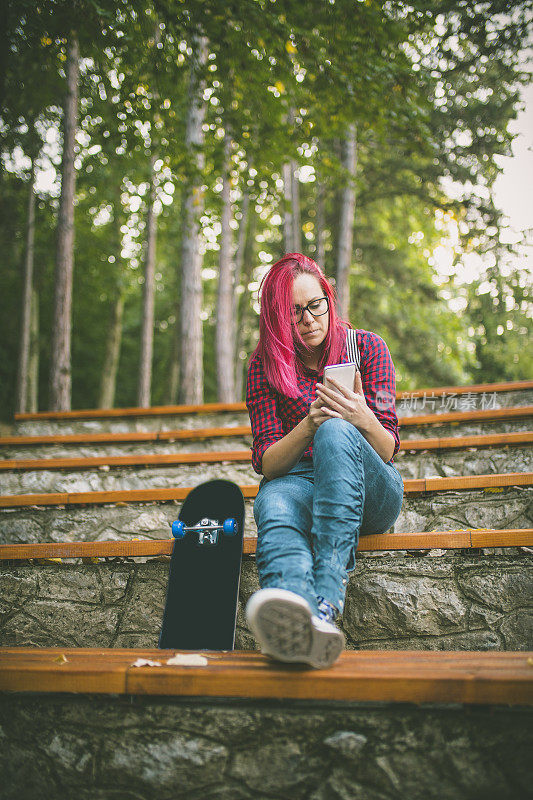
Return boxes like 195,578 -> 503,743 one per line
1,0 -> 532,420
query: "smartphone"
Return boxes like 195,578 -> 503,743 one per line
323,362 -> 356,393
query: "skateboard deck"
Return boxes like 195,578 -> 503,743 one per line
159,479 -> 245,650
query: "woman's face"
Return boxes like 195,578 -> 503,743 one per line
292,272 -> 329,351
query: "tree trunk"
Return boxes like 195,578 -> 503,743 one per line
177,34 -> 208,405
137,153 -> 158,407
315,177 -> 326,269
282,109 -> 300,254
336,124 -> 357,321
215,132 -> 236,402
98,291 -> 124,409
27,286 -> 39,414
98,187 -> 125,408
167,332 -> 179,405
290,157 -> 301,253
235,205 -> 257,400
282,161 -> 294,252
233,176 -> 250,395
49,33 -> 79,410
16,158 -> 36,413
282,159 -> 301,253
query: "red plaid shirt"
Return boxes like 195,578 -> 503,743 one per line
246,328 -> 400,474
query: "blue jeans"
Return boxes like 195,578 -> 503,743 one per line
253,418 -> 404,616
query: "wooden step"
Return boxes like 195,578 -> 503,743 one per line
0,426 -> 252,448
1,431 -> 531,472
1,647 -> 532,705
0,472 -> 530,509
12,379 -> 533,422
1,528 -> 531,561
3,407 -> 532,449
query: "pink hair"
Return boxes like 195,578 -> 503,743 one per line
252,253 -> 350,398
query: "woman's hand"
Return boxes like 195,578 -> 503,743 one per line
315,372 -> 374,432
307,393 -> 342,433
316,372 -> 395,462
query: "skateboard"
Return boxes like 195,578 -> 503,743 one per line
159,479 -> 245,650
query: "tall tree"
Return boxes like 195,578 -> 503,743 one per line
99,291 -> 124,408
215,131 -> 237,401
315,176 -> 326,268
15,154 -> 37,413
137,153 -> 158,407
232,170 -> 252,396
49,32 -> 79,410
27,285 -> 40,414
282,160 -> 294,252
336,124 -> 357,320
176,33 -> 208,405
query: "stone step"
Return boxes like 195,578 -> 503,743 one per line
2,407 -> 532,461
0,431 -> 254,460
1,647 -> 532,701
0,477 -> 530,545
1,543 -> 532,651
2,527 -> 530,559
11,380 -> 533,435
399,385 -> 533,416
14,409 -> 251,437
1,650 -> 532,800
0,436 -> 530,494
398,439 -> 532,479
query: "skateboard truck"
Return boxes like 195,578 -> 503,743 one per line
171,517 -> 238,546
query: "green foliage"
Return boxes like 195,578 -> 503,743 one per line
0,0 -> 531,418
465,263 -> 532,383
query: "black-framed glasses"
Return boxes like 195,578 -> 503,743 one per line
292,296 -> 329,324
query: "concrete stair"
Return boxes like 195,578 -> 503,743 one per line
1,379 -> 532,799
3,410 -> 532,460
1,537 -> 531,650
9,380 -> 532,436
0,379 -> 531,652
0,433 -> 531,494
1,648 -> 532,800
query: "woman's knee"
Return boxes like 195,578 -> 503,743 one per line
314,417 -> 364,451
253,481 -> 311,529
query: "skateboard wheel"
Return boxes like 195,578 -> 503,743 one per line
223,518 -> 238,536
172,520 -> 186,539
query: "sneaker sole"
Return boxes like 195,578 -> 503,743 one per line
246,589 -> 344,669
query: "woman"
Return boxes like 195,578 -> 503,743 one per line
245,253 -> 404,668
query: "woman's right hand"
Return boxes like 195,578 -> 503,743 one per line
307,394 -> 342,433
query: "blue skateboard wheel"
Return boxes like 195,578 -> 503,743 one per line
172,520 -> 186,539
223,518 -> 237,536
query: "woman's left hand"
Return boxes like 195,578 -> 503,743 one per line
315,372 -> 375,432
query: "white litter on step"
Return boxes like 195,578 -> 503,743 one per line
131,658 -> 162,667
166,654 -> 209,666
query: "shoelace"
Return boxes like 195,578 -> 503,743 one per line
317,596 -> 338,624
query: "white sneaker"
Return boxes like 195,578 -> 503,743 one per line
245,588 -> 344,669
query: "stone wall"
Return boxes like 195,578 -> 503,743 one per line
3,419 -> 530,462
1,487 -> 530,545
13,411 -> 251,437
1,447 -> 531,496
396,387 -> 533,416
11,387 -> 533,437
0,435 -> 254,460
1,693 -> 531,800
1,550 -> 531,651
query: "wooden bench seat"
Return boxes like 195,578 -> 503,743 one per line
0,431 -> 530,472
1,647 -> 532,705
0,471 -> 530,509
12,379 -> 533,422
3,407 -> 532,448
0,528 -> 531,561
